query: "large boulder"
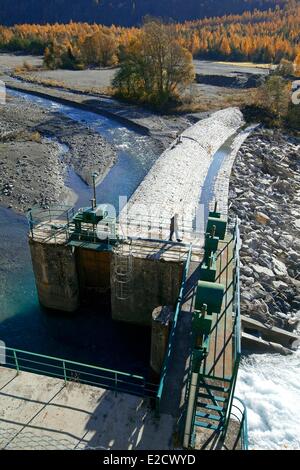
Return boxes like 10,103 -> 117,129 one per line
251,264 -> 275,279
255,211 -> 270,225
272,258 -> 288,277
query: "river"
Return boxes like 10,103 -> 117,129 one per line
237,351 -> 300,450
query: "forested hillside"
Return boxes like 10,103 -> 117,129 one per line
0,2 -> 299,66
0,0 -> 288,27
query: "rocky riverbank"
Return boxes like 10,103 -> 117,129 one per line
0,130 -> 70,213
0,94 -> 116,213
229,128 -> 300,333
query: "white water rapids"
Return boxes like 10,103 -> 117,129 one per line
236,350 -> 300,450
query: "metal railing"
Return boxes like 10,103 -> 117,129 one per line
27,204 -> 203,249
181,218 -> 246,449
155,243 -> 193,414
27,205 -> 75,244
119,213 -> 203,244
1,346 -> 158,399
230,398 -> 248,450
221,219 -> 242,441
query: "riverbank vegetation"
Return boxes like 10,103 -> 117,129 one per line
244,71 -> 300,131
112,21 -> 195,108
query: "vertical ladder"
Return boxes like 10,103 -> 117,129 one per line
113,241 -> 133,301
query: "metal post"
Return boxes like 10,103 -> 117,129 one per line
114,372 -> 118,396
92,172 -> 98,206
159,214 -> 162,240
183,372 -> 198,448
155,396 -> 160,418
29,212 -> 34,239
13,350 -> 19,374
148,214 -> 151,239
62,361 -> 67,385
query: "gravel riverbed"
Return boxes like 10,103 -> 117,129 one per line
229,128 -> 300,332
0,94 -> 116,213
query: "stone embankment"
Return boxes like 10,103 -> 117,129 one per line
229,129 -> 300,332
123,107 -> 244,241
213,124 -> 258,217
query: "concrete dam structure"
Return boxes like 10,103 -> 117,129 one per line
123,107 -> 244,241
28,108 -> 244,324
28,207 -> 187,327
22,107 -> 249,449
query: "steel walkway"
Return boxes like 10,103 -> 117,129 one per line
181,220 -> 247,450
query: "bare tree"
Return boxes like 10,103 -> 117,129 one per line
113,20 -> 195,108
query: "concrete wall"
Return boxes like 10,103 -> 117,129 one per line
29,239 -> 79,312
111,255 -> 183,326
76,248 -> 111,298
121,108 -> 244,242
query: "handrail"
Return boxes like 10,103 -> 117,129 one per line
27,205 -> 75,242
1,346 -> 158,398
121,214 -> 203,240
181,217 -> 247,449
155,243 -> 193,414
230,397 -> 248,450
222,218 -> 243,441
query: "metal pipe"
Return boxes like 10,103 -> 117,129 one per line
92,172 -> 98,206
183,372 -> 198,448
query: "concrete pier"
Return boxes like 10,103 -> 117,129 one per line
29,238 -> 79,312
111,241 -> 185,326
150,306 -> 173,378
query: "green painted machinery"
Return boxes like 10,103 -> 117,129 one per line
201,218 -> 220,282
70,205 -> 117,244
207,216 -> 227,241
68,172 -> 117,245
206,202 -> 227,240
204,231 -> 219,254
193,306 -> 212,338
97,215 -> 117,241
200,254 -> 217,282
192,305 -> 213,370
192,349 -> 206,373
73,205 -> 108,230
195,280 -> 225,315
